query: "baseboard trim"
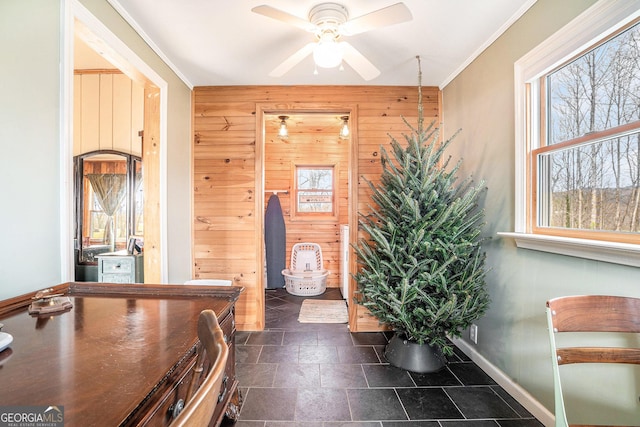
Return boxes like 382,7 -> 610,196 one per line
451,337 -> 554,427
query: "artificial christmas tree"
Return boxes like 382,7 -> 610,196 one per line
354,57 -> 490,372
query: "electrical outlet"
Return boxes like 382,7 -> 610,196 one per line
470,324 -> 478,344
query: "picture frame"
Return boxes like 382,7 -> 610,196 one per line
127,236 -> 143,255
127,236 -> 137,255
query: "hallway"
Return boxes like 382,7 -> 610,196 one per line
232,288 -> 544,426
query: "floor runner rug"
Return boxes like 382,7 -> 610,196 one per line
298,299 -> 348,323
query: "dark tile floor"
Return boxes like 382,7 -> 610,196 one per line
231,288 -> 544,427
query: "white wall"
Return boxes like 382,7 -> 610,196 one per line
443,0 -> 640,424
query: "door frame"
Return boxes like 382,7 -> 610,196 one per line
61,0 -> 168,282
256,103 -> 359,330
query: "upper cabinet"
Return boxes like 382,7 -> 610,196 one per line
73,72 -> 144,157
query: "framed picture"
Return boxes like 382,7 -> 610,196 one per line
127,236 -> 143,254
127,236 -> 137,254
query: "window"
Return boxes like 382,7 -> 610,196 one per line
533,20 -> 640,243
293,165 -> 337,218
507,0 -> 640,266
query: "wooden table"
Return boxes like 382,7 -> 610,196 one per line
0,282 -> 242,426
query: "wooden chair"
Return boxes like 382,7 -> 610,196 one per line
170,309 -> 229,427
546,295 -> 640,427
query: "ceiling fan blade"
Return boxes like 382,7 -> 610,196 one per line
251,5 -> 315,32
269,42 -> 315,77
340,42 -> 380,81
341,3 -> 412,35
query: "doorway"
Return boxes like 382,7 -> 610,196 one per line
63,1 -> 166,282
259,107 -> 357,327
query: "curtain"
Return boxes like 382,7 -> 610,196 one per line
87,174 -> 127,216
87,174 -> 127,249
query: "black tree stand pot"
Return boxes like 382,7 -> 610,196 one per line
384,333 -> 446,373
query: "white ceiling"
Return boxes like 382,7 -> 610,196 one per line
82,0 -> 536,88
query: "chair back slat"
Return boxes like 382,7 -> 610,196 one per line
556,347 -> 640,365
547,295 -> 640,333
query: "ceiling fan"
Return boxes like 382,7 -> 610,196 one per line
251,2 -> 413,81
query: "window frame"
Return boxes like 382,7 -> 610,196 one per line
291,164 -> 338,221
532,121 -> 640,244
500,0 -> 640,267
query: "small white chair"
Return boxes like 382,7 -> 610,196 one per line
184,279 -> 232,286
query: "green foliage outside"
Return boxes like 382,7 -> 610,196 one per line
353,58 -> 490,356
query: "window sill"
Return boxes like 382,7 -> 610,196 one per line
497,232 -> 640,268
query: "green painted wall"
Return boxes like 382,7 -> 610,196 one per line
0,0 -> 62,295
442,0 -> 639,424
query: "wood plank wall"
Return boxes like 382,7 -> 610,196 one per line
143,86 -> 162,284
73,71 -> 144,157
193,86 -> 441,331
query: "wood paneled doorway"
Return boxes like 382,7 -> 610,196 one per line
257,105 -> 359,330
66,3 -> 166,283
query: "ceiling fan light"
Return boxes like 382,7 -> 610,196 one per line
313,38 -> 343,69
